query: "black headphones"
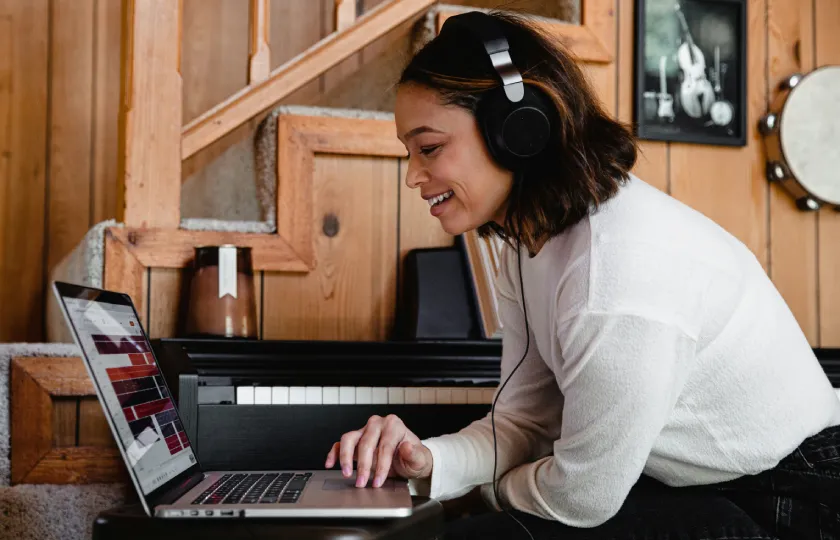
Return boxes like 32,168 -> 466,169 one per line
439,11 -> 554,171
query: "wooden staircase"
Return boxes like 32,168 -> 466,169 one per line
108,0 -> 619,332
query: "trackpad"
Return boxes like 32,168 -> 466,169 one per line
322,478 -> 397,491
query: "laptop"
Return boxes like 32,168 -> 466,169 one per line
52,280 -> 414,519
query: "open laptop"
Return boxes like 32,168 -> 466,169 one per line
52,280 -> 414,519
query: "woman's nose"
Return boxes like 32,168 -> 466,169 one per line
404,160 -> 428,189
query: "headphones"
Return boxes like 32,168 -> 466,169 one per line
439,11 -> 554,171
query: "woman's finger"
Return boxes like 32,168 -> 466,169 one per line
354,417 -> 384,487
372,416 -> 405,487
324,441 -> 340,469
338,430 -> 363,477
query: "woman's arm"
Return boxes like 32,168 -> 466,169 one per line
491,310 -> 696,526
414,249 -> 564,501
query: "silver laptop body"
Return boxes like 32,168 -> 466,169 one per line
53,281 -> 413,519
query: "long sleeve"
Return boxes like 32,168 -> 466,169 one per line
416,249 -> 565,501
492,310 -> 696,526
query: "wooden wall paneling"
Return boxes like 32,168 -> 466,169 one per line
47,0 -> 95,276
78,397 -> 115,447
180,0 -> 251,188
670,0 -> 769,272
766,0 -> 818,343
0,0 -> 49,342
580,0 -> 618,116
10,356 -> 126,485
815,0 -> 840,346
616,0 -> 668,192
323,0 -> 363,95
52,398 -> 78,447
92,0 -> 123,225
118,0 -> 183,229
262,155 -> 399,340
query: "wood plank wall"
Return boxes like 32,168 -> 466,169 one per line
1,0 -> 839,346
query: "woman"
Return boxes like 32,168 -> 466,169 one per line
324,10 -> 840,540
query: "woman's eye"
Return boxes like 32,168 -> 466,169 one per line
420,145 -> 441,156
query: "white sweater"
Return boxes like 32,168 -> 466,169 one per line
410,174 -> 840,526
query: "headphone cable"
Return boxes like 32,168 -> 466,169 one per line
490,223 -> 535,540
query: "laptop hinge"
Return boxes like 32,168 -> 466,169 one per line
157,472 -> 206,505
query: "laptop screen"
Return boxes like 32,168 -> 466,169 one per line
58,287 -> 198,495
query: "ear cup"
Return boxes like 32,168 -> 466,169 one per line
476,85 -> 553,170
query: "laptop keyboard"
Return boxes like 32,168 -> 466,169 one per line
191,472 -> 312,505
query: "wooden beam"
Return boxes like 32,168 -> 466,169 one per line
118,0 -> 183,228
434,6 -> 612,64
249,0 -> 270,84
335,0 -> 357,32
106,227 -> 311,271
181,0 -> 436,160
104,227 -> 148,326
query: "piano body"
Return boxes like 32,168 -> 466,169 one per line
152,338 -> 502,472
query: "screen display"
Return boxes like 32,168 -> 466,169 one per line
62,296 -> 197,494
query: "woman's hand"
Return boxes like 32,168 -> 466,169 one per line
324,414 -> 433,488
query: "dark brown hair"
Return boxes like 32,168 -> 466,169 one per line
399,10 -> 637,255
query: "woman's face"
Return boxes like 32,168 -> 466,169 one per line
395,83 -> 514,236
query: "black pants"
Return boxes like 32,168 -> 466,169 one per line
443,424 -> 840,540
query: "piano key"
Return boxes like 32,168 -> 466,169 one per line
483,388 -> 496,403
404,387 -> 421,404
371,387 -> 388,404
271,387 -> 289,405
467,389 -> 485,404
356,387 -> 372,404
420,388 -> 436,404
254,387 -> 272,405
436,388 -> 452,404
322,387 -> 339,404
450,388 -> 467,404
236,386 -> 255,405
387,387 -> 404,404
289,387 -> 306,404
339,386 -> 355,404
305,386 -> 322,404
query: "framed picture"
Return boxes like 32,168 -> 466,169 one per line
634,0 -> 747,146
460,231 -> 504,340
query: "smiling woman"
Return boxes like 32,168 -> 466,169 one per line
325,9 -> 840,540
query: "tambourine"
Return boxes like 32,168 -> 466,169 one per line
759,65 -> 840,211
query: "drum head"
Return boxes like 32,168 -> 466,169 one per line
780,66 -> 840,205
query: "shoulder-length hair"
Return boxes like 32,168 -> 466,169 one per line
398,10 -> 637,255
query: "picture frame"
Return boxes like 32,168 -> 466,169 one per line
634,0 -> 747,146
460,231 -> 504,340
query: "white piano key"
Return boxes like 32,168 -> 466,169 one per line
371,387 -> 388,404
450,388 -> 467,404
339,386 -> 355,404
322,386 -> 339,404
404,387 -> 421,404
305,386 -> 323,404
420,388 -> 436,404
271,386 -> 289,405
387,387 -> 405,404
289,386 -> 306,404
467,388 -> 485,404
236,386 -> 254,405
483,388 -> 496,404
436,388 -> 452,404
356,386 -> 372,404
254,387 -> 272,405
